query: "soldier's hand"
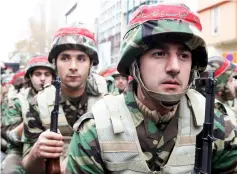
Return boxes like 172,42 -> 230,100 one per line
32,130 -> 64,159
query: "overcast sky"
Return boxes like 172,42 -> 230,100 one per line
0,0 -> 39,62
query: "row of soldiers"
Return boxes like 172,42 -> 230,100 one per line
1,2 -> 237,174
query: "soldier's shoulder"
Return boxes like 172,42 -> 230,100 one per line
73,112 -> 96,133
214,100 -> 236,124
213,102 -> 237,141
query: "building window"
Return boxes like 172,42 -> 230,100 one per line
211,7 -> 219,34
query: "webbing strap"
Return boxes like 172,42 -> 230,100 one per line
104,95 -> 124,134
104,160 -> 150,173
73,112 -> 94,131
100,141 -> 138,152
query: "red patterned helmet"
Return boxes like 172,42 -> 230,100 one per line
25,56 -> 55,79
48,27 -> 99,66
118,3 -> 207,75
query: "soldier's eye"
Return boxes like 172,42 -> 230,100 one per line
153,51 -> 167,58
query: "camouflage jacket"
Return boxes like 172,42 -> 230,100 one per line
22,76 -> 106,158
66,82 -> 237,174
2,88 -> 34,152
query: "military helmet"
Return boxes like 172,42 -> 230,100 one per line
206,56 -> 236,91
12,70 -> 25,82
99,66 -> 117,77
48,27 -> 99,66
25,56 -> 55,79
11,70 -> 25,86
118,3 -> 208,75
111,70 -> 128,79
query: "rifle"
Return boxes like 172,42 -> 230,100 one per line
46,76 -> 61,174
193,71 -> 216,174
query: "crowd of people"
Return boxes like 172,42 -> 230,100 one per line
0,2 -> 237,174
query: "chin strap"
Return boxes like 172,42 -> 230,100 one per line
131,61 -> 193,109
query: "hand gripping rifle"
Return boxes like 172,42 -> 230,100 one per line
193,71 -> 216,174
46,76 -> 61,174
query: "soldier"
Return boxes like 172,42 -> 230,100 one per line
110,70 -> 129,95
1,70 -> 26,160
201,56 -> 237,116
66,3 -> 237,174
1,56 -> 55,174
21,27 -> 107,173
100,66 -> 129,95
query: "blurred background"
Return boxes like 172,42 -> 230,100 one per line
0,0 -> 236,72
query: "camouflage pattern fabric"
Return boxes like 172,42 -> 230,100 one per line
25,56 -> 55,79
48,27 -> 99,65
66,81 -> 237,174
1,94 -> 8,118
118,4 -> 208,75
22,77 -> 103,157
0,89 -> 35,174
22,90 -> 88,157
205,56 -> 236,92
2,98 -> 22,134
1,95 -> 9,153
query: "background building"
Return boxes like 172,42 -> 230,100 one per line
97,0 -> 122,68
198,0 -> 237,63
97,0 -> 159,71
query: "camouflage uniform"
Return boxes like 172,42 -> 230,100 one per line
1,89 -> 33,174
110,71 -> 128,95
66,3 -> 237,174
101,68 -> 128,95
21,27 -> 107,173
0,70 -> 26,174
66,82 -> 237,174
22,75 -> 106,156
99,66 -> 117,94
1,57 -> 55,174
204,56 -> 237,118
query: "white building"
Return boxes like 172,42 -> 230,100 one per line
97,0 -> 162,69
97,0 -> 122,66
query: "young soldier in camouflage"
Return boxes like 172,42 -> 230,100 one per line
203,56 -> 237,117
1,70 -> 26,174
1,56 -> 55,174
100,66 -> 129,95
21,27 -> 107,173
66,3 -> 237,174
111,70 -> 128,95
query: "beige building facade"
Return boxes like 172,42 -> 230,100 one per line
198,0 -> 237,63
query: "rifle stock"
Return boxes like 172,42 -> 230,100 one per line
193,71 -> 216,174
46,76 -> 61,174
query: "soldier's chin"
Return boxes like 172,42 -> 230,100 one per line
65,82 -> 85,90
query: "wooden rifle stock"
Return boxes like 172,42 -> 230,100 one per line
46,158 -> 61,174
46,77 -> 61,174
